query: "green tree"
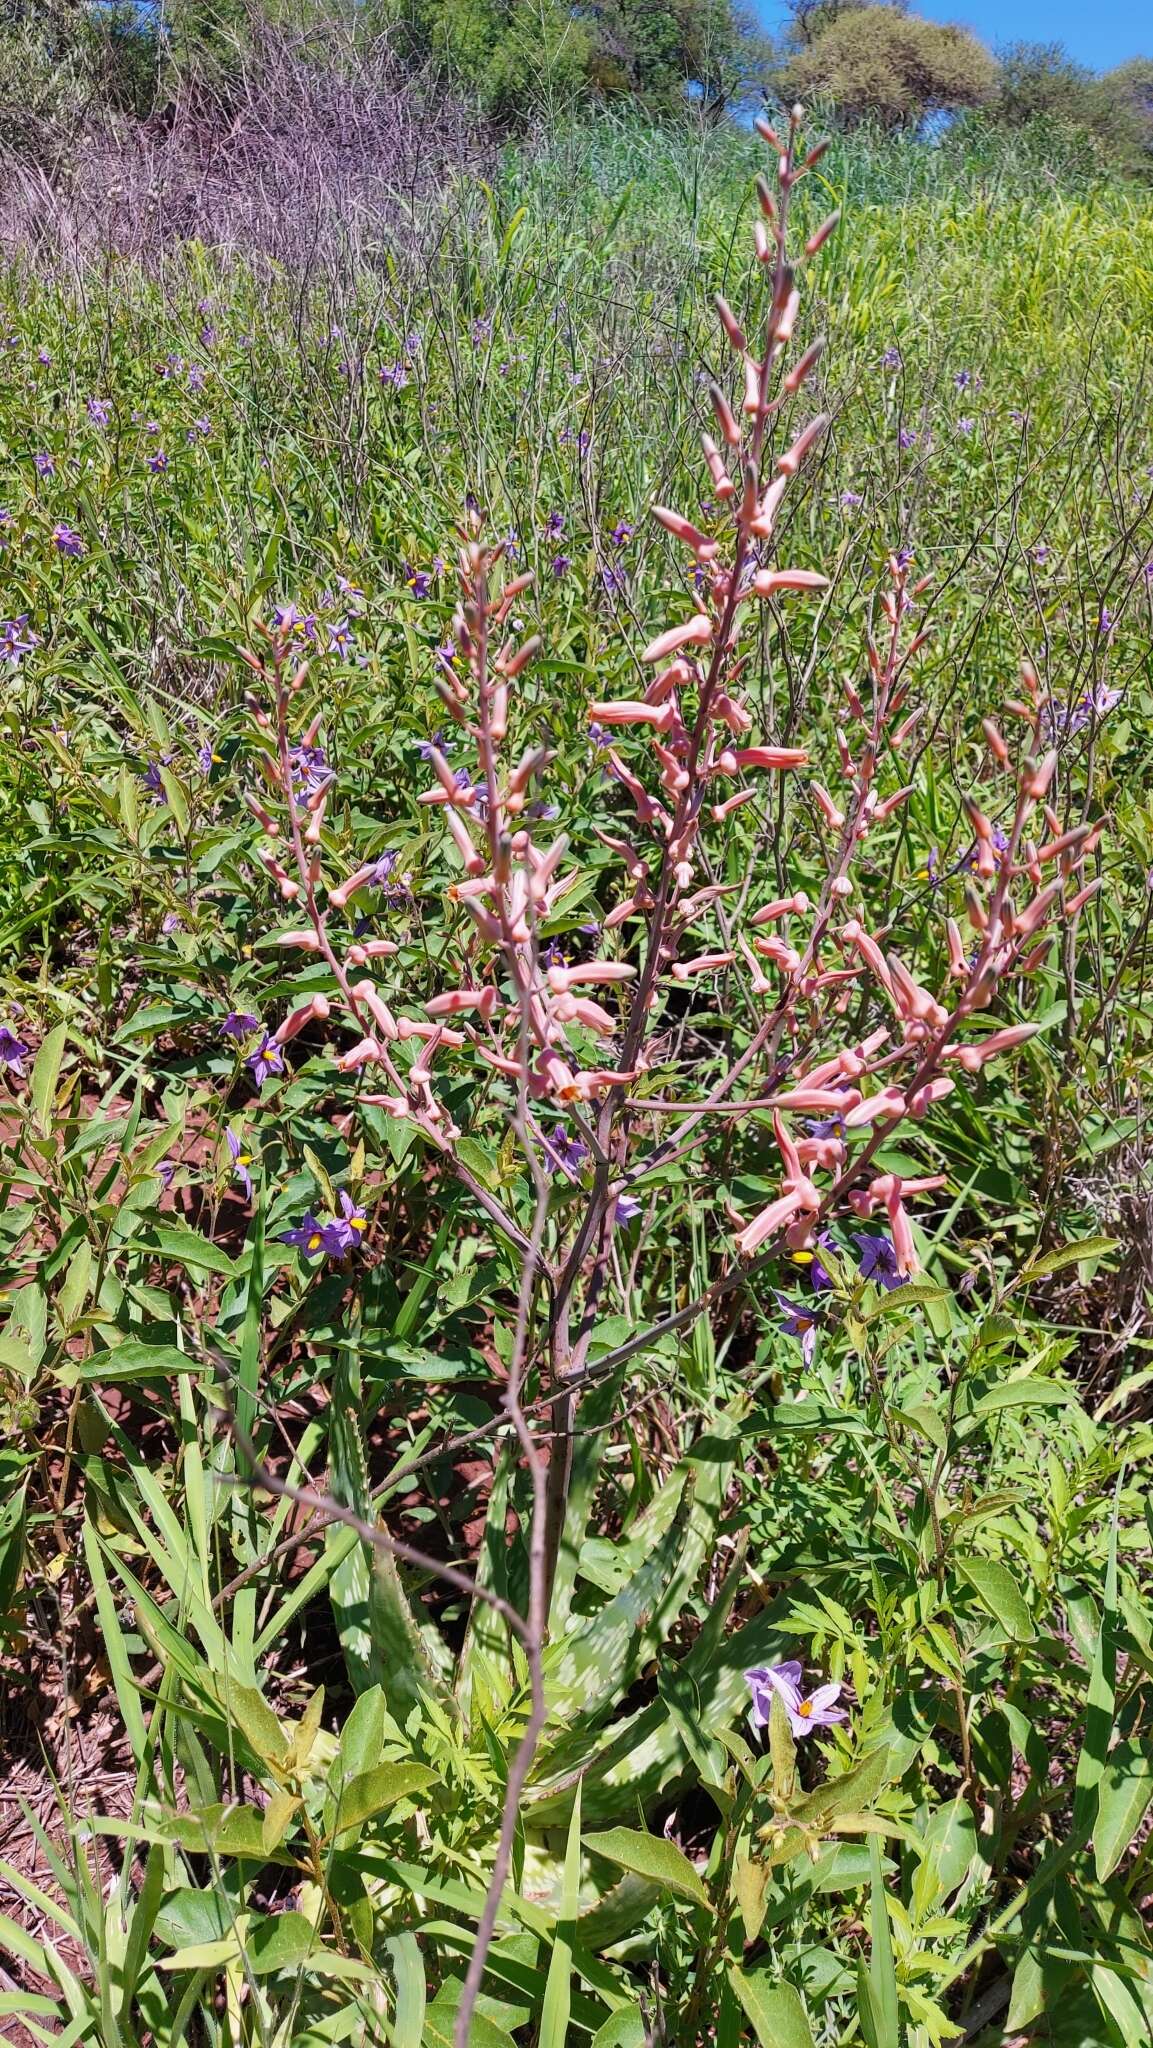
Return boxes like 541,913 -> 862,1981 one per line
779,4 -> 997,128
581,0 -> 769,111
987,41 -> 1153,176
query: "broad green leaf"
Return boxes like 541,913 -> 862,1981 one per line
245,1911 -> 316,1976
154,1890 -> 236,1952
1023,1237 -> 1116,1279
970,1380 -> 1073,1416
728,1970 -> 815,2048
324,1762 -> 436,1842
334,1685 -> 386,1785
1094,1740 -> 1153,1881
261,1786 -> 299,1854
455,1135 -> 501,1189
74,1341 -> 195,1383
955,1556 -> 1035,1640
792,1745 -> 892,1825
591,2016 -> 647,2048
422,1995 -> 516,2048
143,1223 -> 236,1277
31,1024 -> 68,1137
734,1855 -> 769,1945
218,1677 -> 289,1768
583,1827 -> 711,1911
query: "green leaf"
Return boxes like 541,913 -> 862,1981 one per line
236,1188 -> 265,1440
1076,1473 -> 1121,1832
583,1827 -> 711,1911
591,2016 -> 647,2048
455,1135 -> 501,1190
970,1379 -> 1073,1416
382,1931 -> 425,2047
260,1786 -> 299,1854
324,1762 -> 436,1841
540,1780 -> 581,2048
422,1995 -> 516,2048
74,1341 -> 196,1383
158,766 -> 190,835
793,1745 -> 892,1825
31,1024 -> 68,1137
245,1911 -> 316,1976
1094,1740 -> 1153,1882
728,1970 -> 815,2048
334,1685 -> 386,1785
863,1834 -> 900,2048
955,1556 -> 1035,1640
733,1856 -> 769,1945
154,1890 -> 236,1951
1023,1236 -> 1116,1279
218,1677 -> 289,1768
143,1223 -> 236,1277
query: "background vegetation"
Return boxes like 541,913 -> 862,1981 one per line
0,6 -> 1150,2045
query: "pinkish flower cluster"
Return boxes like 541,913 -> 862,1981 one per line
225,107 -> 1102,1380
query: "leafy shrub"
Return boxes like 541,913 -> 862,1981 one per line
779,6 -> 998,129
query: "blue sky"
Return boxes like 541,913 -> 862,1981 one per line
756,0 -> 1149,71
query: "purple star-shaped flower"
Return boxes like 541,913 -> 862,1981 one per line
544,1124 -> 590,1178
220,1010 -> 260,1039
53,524 -> 84,557
775,1292 -> 820,1365
320,1190 -> 368,1257
0,616 -> 38,663
226,1128 -> 253,1201
279,1213 -> 327,1258
0,1025 -> 29,1076
855,1233 -> 906,1291
247,1033 -> 284,1088
745,1660 -> 848,1739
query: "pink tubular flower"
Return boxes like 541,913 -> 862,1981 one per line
640,615 -> 713,664
745,1660 -> 848,1739
945,1021 -> 1040,1072
751,892 -> 809,926
732,746 -> 809,771
426,986 -> 498,1019
671,951 -> 735,980
811,781 -> 845,829
651,505 -> 718,558
589,698 -> 676,730
868,1172 -> 919,1275
774,413 -> 829,477
842,1087 -> 905,1128
751,568 -> 829,597
547,961 -> 635,992
734,1189 -> 803,1257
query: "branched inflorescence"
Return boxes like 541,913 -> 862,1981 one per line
231,107 -> 1104,2038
